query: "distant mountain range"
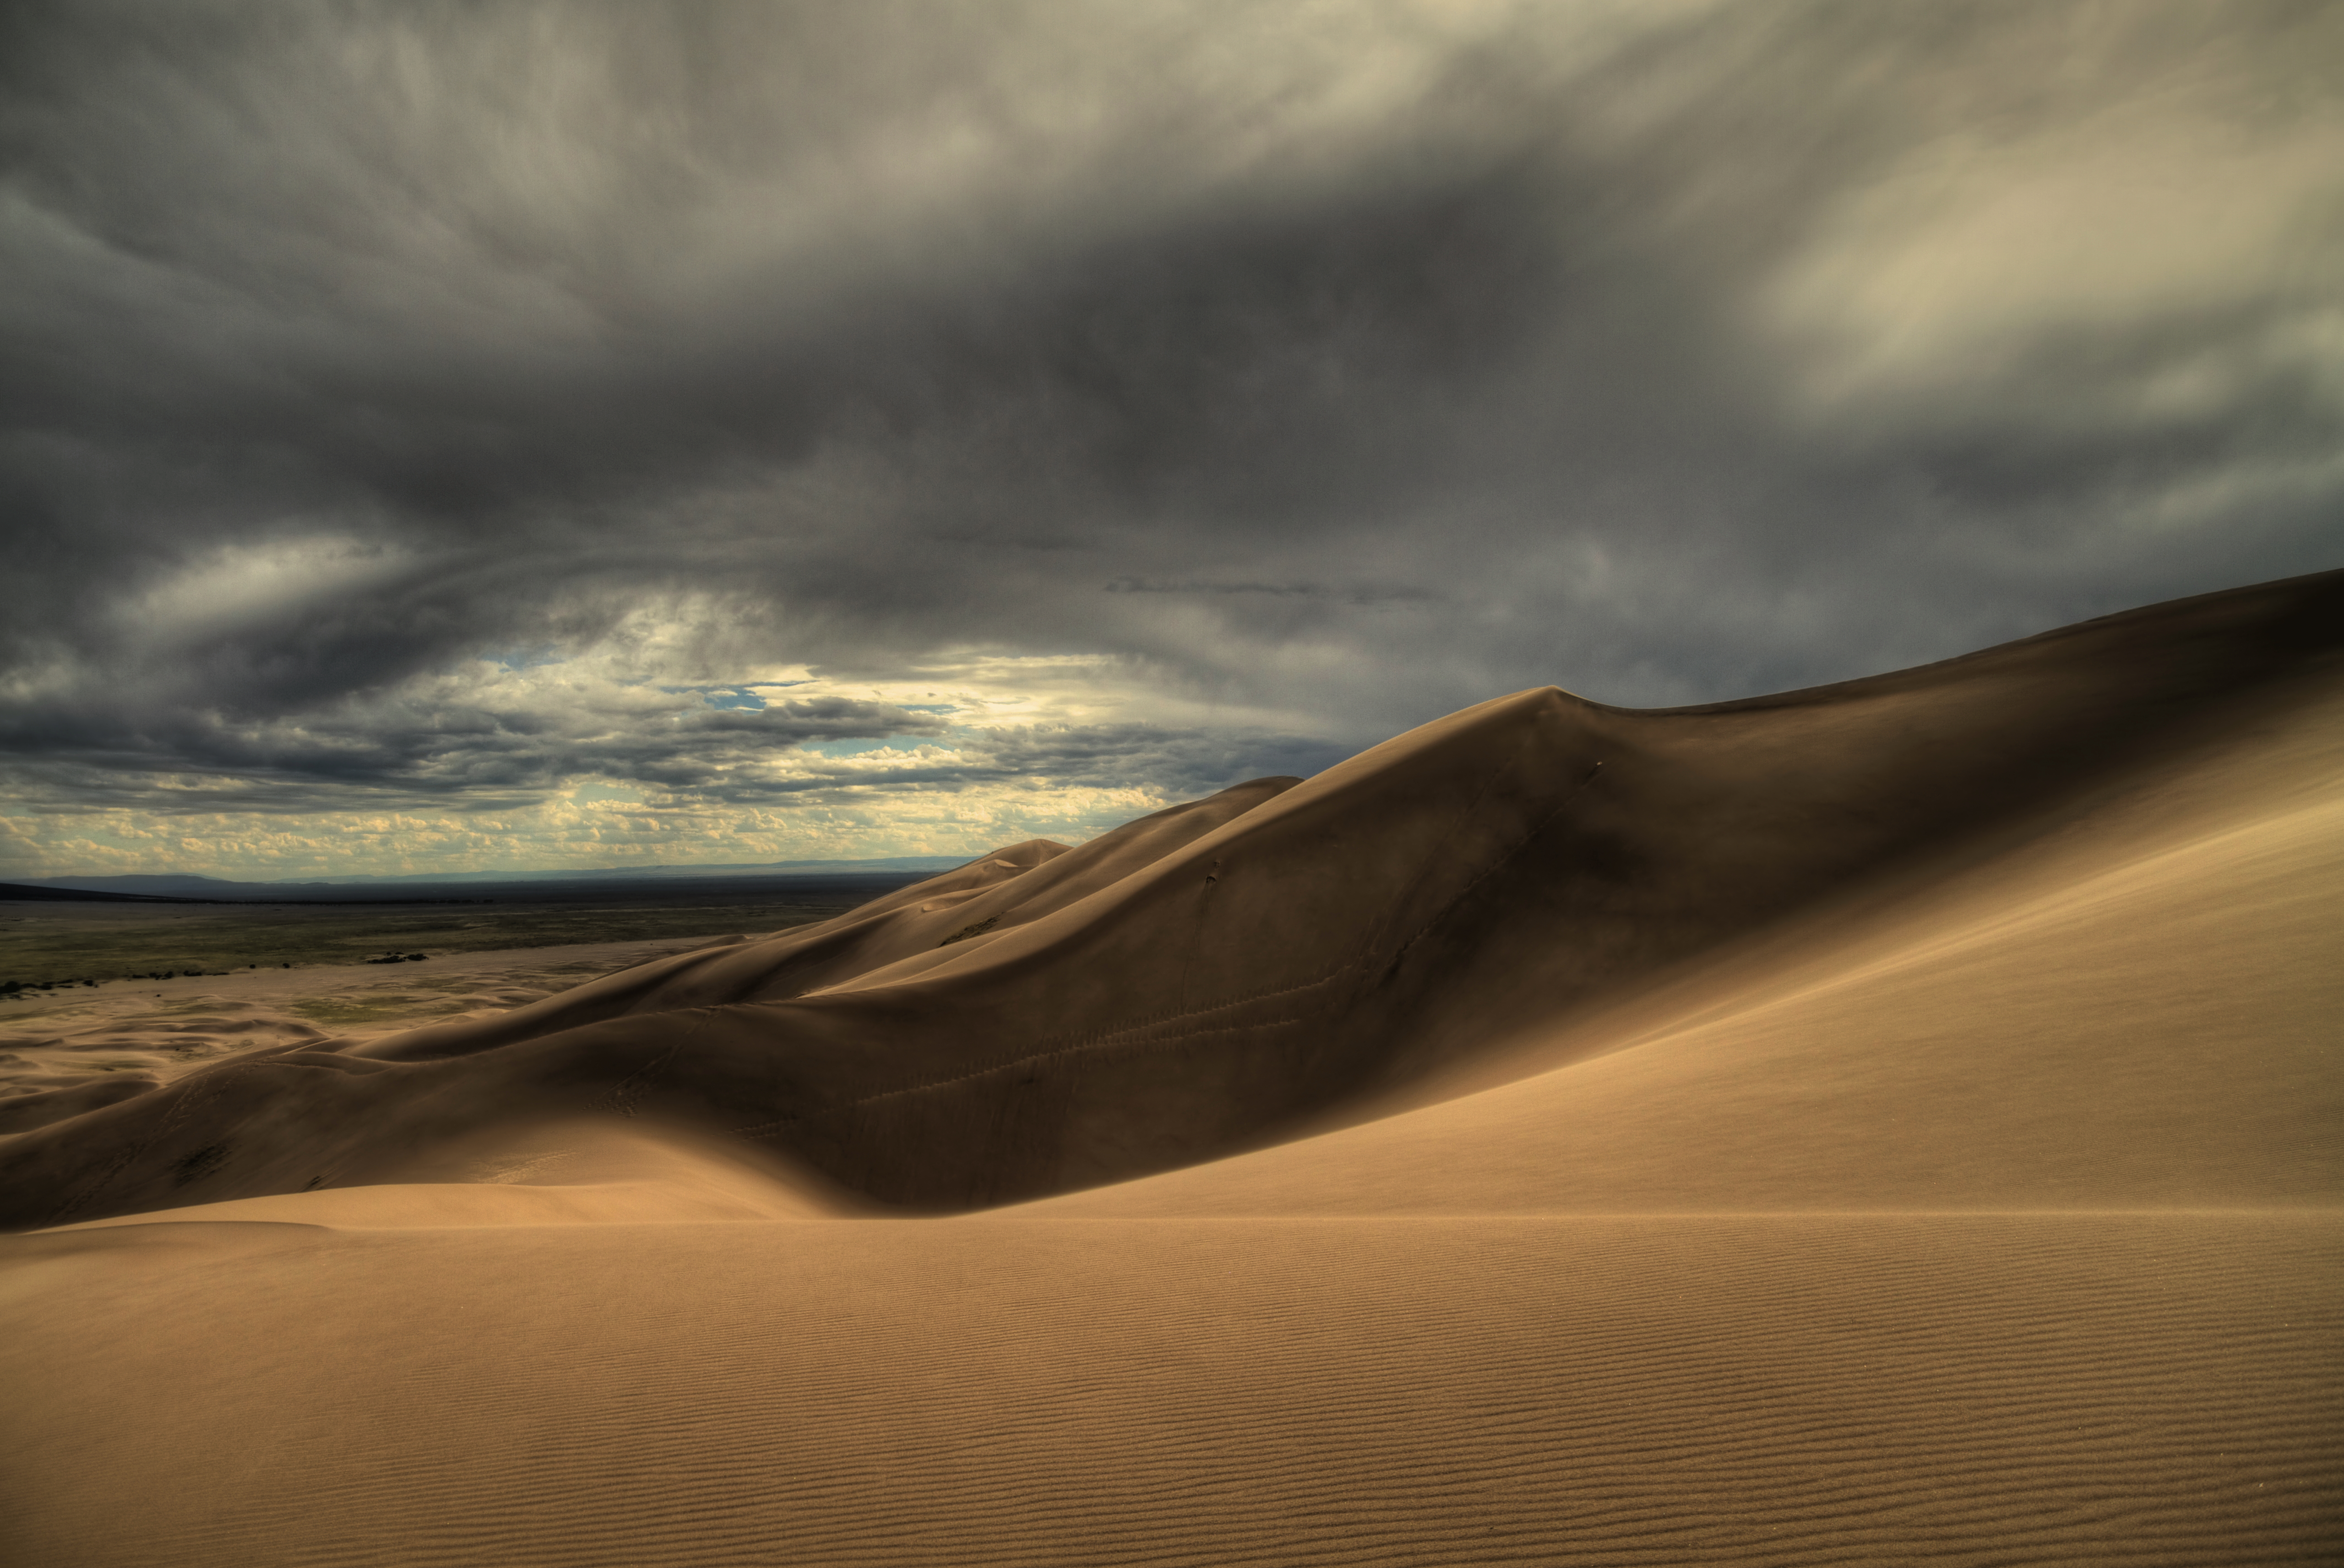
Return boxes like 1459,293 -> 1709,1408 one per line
5,857 -> 972,902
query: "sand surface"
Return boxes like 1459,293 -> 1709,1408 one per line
9,1214 -> 2335,1566
0,934 -> 752,1131
4,571 -> 2340,1564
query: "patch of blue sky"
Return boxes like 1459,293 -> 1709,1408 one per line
897,703 -> 958,714
800,735 -> 952,758
656,685 -> 768,710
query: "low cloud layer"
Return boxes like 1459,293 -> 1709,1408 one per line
4,1 -> 2339,877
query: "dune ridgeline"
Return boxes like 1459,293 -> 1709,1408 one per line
4,569 -> 2339,1566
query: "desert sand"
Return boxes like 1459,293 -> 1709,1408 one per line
3,571 -> 2339,1565
0,935 -> 767,1137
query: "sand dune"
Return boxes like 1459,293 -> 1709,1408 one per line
5,571 -> 2339,1227
1024,656 -> 2344,1217
4,570 -> 2340,1564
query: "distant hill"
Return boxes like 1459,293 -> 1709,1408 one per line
299,857 -> 971,882
8,875 -> 248,897
0,882 -> 214,904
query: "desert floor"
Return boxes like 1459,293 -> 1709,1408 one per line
0,932 -> 766,1109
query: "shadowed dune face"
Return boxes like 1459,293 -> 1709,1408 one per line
2,571 -> 2339,1229
0,1075 -> 159,1135
1024,683 -> 2344,1217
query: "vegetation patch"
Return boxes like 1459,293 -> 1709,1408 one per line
940,915 -> 1000,946
0,895 -> 884,987
169,1142 -> 231,1186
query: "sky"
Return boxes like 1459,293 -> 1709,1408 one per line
3,0 -> 2339,881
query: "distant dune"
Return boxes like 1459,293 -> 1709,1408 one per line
3,570 -> 2339,1565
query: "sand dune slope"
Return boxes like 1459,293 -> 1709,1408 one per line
4,571 -> 2339,1227
1027,660 -> 2344,1217
4,1214 -> 2337,1566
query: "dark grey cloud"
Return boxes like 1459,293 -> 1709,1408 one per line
2,693 -> 952,815
661,724 -> 1346,811
2,0 -> 2339,861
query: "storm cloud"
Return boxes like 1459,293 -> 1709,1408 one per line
3,1 -> 2339,876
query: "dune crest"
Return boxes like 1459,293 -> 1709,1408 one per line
1023,677 -> 2344,1216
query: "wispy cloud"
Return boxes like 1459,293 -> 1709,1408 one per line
3,1 -> 2338,875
